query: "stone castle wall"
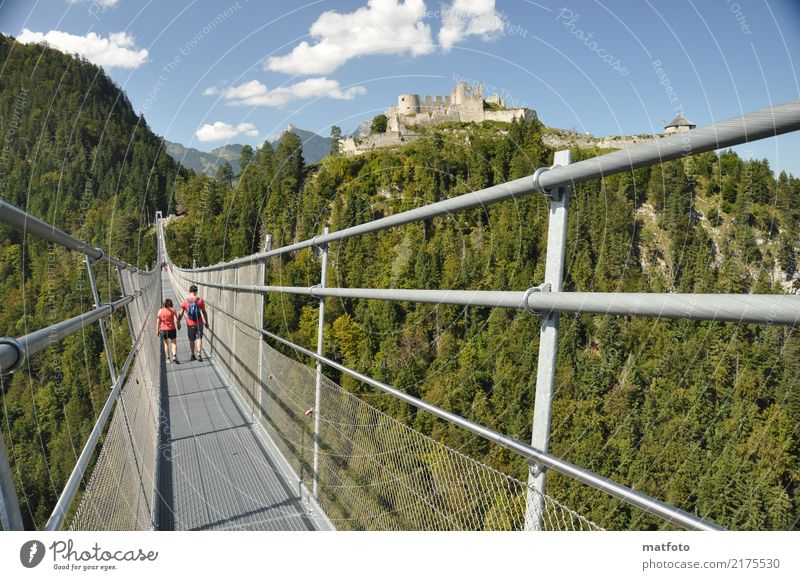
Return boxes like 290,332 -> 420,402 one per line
340,132 -> 422,155
342,126 -> 658,157
542,131 -> 658,151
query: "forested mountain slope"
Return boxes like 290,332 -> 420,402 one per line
167,117 -> 800,530
0,33 -> 180,527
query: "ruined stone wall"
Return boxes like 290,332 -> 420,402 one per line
484,109 -> 532,124
458,98 -> 486,123
542,131 -> 658,151
419,95 -> 450,114
402,110 -> 460,128
341,132 -> 422,155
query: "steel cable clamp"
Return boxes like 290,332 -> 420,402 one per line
87,247 -> 105,264
523,283 -> 551,315
529,461 -> 547,478
532,164 -> 566,202
0,337 -> 26,374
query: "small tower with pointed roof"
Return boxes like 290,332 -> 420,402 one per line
665,112 -> 696,134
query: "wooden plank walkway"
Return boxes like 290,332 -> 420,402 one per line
156,272 -> 320,531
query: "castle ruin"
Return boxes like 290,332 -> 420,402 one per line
386,81 -> 532,134
341,81 -> 533,155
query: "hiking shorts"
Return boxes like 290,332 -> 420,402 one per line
160,329 -> 176,341
187,324 -> 204,341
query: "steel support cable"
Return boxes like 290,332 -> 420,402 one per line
45,271 -> 160,531
0,200 -> 138,271
182,280 -> 800,327
181,99 -> 800,271
191,296 -> 724,531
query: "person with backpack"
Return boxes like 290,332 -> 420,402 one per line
178,284 -> 209,362
157,298 -> 181,364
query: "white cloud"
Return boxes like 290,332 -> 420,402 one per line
207,78 -> 367,107
68,0 -> 119,7
438,0 -> 505,51
195,122 -> 259,142
265,0 -> 434,75
16,29 -> 148,69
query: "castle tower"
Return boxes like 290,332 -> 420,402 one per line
398,94 -> 420,115
451,82 -> 467,106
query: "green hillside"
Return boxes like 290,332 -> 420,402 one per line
167,117 -> 800,530
0,33 -> 180,528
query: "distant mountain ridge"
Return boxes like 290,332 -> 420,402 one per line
278,124 -> 332,167
164,141 -> 243,176
165,125 -> 332,176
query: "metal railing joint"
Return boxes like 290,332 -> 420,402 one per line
523,283 -> 552,315
0,337 -> 26,374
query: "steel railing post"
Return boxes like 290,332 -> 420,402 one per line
230,264 -> 238,403
0,434 -> 24,530
312,227 -> 329,499
258,234 -> 271,422
117,268 -> 136,345
86,256 -> 117,383
213,268 -> 222,361
525,150 -> 572,530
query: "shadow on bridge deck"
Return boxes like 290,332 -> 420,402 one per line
156,273 -> 319,531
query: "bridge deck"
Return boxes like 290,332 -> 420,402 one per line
157,273 -> 318,531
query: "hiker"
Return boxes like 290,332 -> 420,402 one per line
157,298 -> 181,364
178,284 -> 209,362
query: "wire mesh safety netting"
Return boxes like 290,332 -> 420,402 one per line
69,268 -> 161,530
168,262 -> 602,531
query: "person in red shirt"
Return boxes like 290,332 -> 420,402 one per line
178,284 -> 209,362
156,298 -> 181,364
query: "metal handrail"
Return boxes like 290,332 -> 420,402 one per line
0,199 -> 155,375
0,199 -> 158,529
0,292 -> 143,374
0,200 -> 139,271
176,286 -> 724,531
184,281 -> 800,326
183,99 -> 800,271
44,273 -> 159,531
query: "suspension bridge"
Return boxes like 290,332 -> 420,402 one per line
1,100 -> 800,532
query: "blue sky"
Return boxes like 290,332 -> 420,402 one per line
2,0 -> 800,175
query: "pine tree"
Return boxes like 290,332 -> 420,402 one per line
330,125 -> 342,156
